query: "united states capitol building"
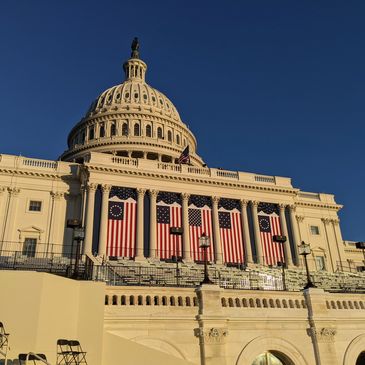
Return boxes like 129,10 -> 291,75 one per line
1,40 -> 365,365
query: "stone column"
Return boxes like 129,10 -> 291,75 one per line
49,192 -> 66,253
212,196 -> 222,264
135,188 -> 146,260
84,183 -> 98,254
322,218 -> 335,272
3,187 -> 21,249
182,193 -> 191,261
279,204 -> 293,267
250,201 -> 263,264
289,205 -> 300,266
98,184 -> 112,257
240,199 -> 253,264
331,218 -> 345,271
149,189 -> 158,258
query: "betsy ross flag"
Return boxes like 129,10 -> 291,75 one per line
178,145 -> 190,164
257,202 -> 283,266
107,187 -> 137,257
156,192 -> 182,259
188,195 -> 214,261
218,198 -> 244,264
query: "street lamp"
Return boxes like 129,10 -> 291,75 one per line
67,219 -> 85,278
298,241 -> 316,289
273,235 -> 287,291
199,233 -> 213,285
170,227 -> 183,286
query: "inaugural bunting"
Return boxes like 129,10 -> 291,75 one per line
156,192 -> 182,259
218,198 -> 244,264
107,187 -> 137,257
188,195 -> 214,261
258,203 -> 283,266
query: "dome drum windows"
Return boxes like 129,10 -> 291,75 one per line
110,122 -> 117,137
146,124 -> 152,137
167,130 -> 172,142
157,127 -> 163,139
134,123 -> 140,136
99,124 -> 105,138
176,135 -> 180,145
122,123 -> 128,136
89,126 -> 95,140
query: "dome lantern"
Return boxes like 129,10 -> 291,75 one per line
123,37 -> 147,82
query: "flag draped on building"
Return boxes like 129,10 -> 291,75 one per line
156,192 -> 182,259
107,187 -> 137,257
218,198 -> 244,264
188,195 -> 214,261
178,145 -> 190,164
257,202 -> 283,266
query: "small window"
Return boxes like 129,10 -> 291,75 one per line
176,135 -> 180,145
167,130 -> 172,142
122,123 -> 128,136
110,123 -> 116,136
315,256 -> 326,271
89,127 -> 95,140
310,225 -> 320,235
23,238 -> 37,257
146,125 -> 152,137
157,127 -> 163,139
29,201 -> 42,212
134,123 -> 140,136
99,125 -> 105,138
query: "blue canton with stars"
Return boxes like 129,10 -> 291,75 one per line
189,195 -> 212,208
157,192 -> 181,205
157,205 -> 170,224
219,211 -> 231,228
218,198 -> 240,211
258,202 -> 279,215
109,186 -> 136,200
188,209 -> 202,226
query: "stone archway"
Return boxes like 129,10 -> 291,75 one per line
343,334 -> 365,365
236,336 -> 309,365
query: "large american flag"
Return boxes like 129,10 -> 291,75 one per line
156,192 -> 182,260
188,195 -> 214,261
107,187 -> 137,257
218,198 -> 244,264
257,203 -> 283,266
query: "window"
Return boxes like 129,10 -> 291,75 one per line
310,225 -> 320,235
99,124 -> 105,138
29,200 -> 42,212
157,127 -> 163,139
110,123 -> 116,136
167,130 -> 172,142
315,256 -> 326,271
252,352 -> 286,365
146,125 -> 152,137
134,123 -> 140,136
122,123 -> 128,136
89,126 -> 94,140
176,135 -> 180,145
23,238 -> 37,257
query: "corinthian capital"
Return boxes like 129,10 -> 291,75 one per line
296,215 -> 304,223
212,196 -> 220,205
87,183 -> 98,192
8,187 -> 20,196
251,200 -> 259,208
137,188 -> 146,196
51,191 -> 65,200
149,189 -> 158,198
279,203 -> 287,210
289,204 -> 296,212
240,199 -> 249,207
321,218 -> 331,225
181,192 -> 190,201
101,184 -> 112,194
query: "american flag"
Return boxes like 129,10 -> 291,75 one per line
258,203 -> 283,265
156,192 -> 182,259
188,195 -> 214,261
107,187 -> 137,257
218,198 -> 244,264
178,145 -> 190,164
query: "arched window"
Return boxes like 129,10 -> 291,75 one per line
356,351 -> 365,365
110,123 -> 116,136
167,130 -> 172,142
251,352 -> 288,365
89,126 -> 95,140
122,123 -> 128,136
81,131 -> 85,143
157,127 -> 163,139
134,123 -> 140,136
99,124 -> 105,138
176,135 -> 180,145
146,124 -> 152,137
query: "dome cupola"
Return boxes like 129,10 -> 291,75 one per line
60,38 -> 204,166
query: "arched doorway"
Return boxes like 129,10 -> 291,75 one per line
356,351 -> 365,365
252,351 -> 292,365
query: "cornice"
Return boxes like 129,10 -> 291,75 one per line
0,168 -> 79,182
295,200 -> 342,211
84,164 -> 298,196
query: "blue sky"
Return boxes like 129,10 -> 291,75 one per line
0,1 -> 364,240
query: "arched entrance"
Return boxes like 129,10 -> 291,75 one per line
356,351 -> 365,365
252,351 -> 293,365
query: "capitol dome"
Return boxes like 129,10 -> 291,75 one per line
60,39 -> 205,166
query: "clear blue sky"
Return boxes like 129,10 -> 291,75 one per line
0,1 -> 364,241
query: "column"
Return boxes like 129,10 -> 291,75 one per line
3,187 -> 21,249
98,184 -> 111,257
289,205 -> 300,266
322,218 -> 335,272
212,196 -> 222,264
240,199 -> 253,264
182,193 -> 191,261
331,218 -> 345,271
250,201 -> 263,264
135,188 -> 146,260
84,183 -> 98,254
149,189 -> 158,258
49,192 -> 66,254
279,204 -> 293,267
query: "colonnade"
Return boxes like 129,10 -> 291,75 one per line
83,184 -> 303,267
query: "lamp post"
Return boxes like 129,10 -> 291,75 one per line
298,241 -> 316,289
199,233 -> 213,285
67,219 -> 85,278
273,235 -> 287,291
170,227 -> 183,286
